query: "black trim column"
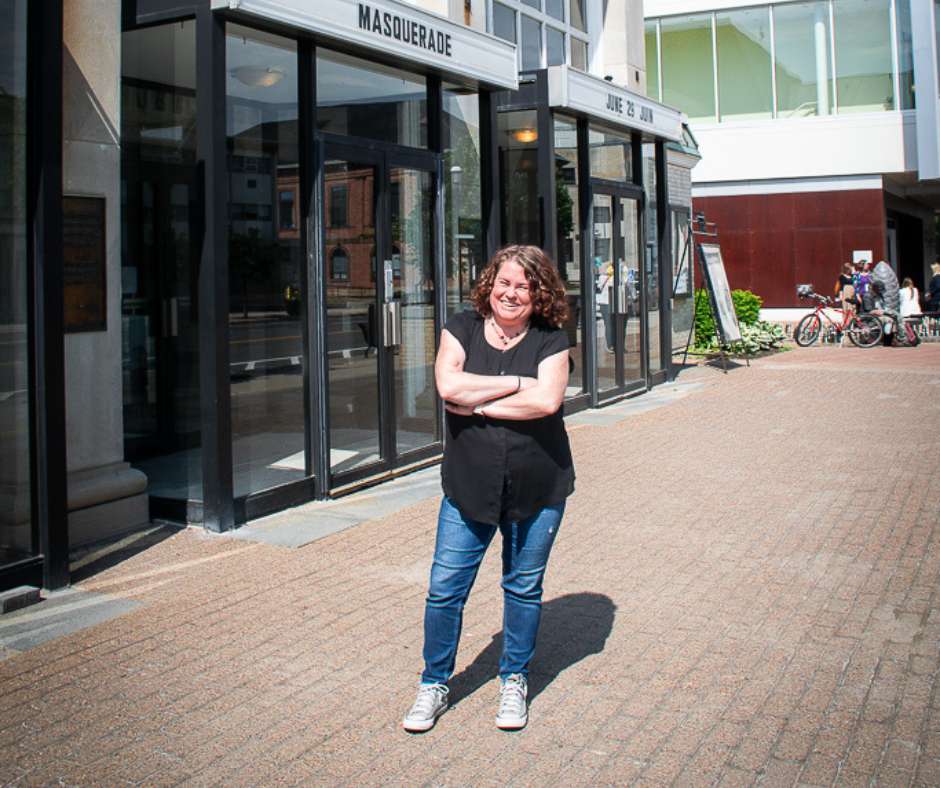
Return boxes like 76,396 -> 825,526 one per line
480,91 -> 501,261
655,140 -> 672,382
196,5 -> 234,531
299,40 -> 329,500
535,76 -> 555,260
577,117 -> 599,406
26,1 -> 69,590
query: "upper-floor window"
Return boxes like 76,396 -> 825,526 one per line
493,0 -> 589,71
330,185 -> 348,227
646,0 -> 913,124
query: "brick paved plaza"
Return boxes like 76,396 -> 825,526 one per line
2,344 -> 939,788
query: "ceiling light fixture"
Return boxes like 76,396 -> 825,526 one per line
508,128 -> 538,143
232,66 -> 287,88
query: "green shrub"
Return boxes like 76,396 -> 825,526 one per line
693,289 -> 776,352
733,290 -> 762,326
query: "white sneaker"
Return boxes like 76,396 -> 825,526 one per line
403,683 -> 449,732
496,674 -> 528,730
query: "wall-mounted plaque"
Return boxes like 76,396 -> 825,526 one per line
63,196 -> 106,332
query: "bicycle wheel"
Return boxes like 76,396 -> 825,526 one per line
847,313 -> 883,347
794,313 -> 821,347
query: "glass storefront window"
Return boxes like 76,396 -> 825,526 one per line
317,49 -> 427,147
716,7 -> 773,121
589,127 -> 632,181
670,210 -> 694,353
521,15 -> 542,70
226,26 -> 302,498
444,86 -> 483,319
121,20 -> 202,500
660,14 -> 717,124
554,116 -> 584,398
642,143 -> 662,373
833,0 -> 893,113
499,110 -> 541,245
645,21 -> 660,101
775,2 -> 834,117
0,0 -> 31,564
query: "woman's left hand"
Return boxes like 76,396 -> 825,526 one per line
444,402 -> 476,417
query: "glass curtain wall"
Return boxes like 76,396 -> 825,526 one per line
0,0 -> 31,566
553,116 -> 584,398
660,14 -> 717,124
775,1 -> 834,116
226,26 -> 303,498
716,7 -> 773,121
897,0 -> 914,110
493,0 -> 588,71
642,143 -> 661,373
121,21 -> 202,500
832,0 -> 892,112
444,87 -> 483,320
649,0 -> 911,119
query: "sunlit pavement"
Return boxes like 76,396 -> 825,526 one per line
2,342 -> 939,788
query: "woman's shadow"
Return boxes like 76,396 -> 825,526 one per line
447,592 -> 616,704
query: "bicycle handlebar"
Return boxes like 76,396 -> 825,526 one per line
798,289 -> 833,305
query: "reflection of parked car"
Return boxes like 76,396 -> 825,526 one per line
285,285 -> 300,316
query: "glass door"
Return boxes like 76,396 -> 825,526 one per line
323,145 -> 440,486
122,163 -> 202,488
593,187 -> 644,401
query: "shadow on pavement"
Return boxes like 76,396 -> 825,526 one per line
447,592 -> 616,705
69,524 -> 183,584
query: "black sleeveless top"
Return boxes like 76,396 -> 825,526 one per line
440,310 -> 576,525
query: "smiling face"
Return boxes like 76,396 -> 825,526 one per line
489,259 -> 534,327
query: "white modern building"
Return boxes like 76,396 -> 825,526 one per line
644,0 -> 940,310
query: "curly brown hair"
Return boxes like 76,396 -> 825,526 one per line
470,245 -> 569,328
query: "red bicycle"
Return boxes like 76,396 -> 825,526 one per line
794,286 -> 884,348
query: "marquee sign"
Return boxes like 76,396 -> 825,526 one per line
547,66 -> 683,141
213,0 -> 518,90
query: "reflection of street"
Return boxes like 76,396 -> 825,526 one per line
228,310 -> 374,375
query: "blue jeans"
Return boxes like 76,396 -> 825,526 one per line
421,496 -> 565,685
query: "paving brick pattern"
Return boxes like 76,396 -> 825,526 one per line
2,344 -> 939,788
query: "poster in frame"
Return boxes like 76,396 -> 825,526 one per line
696,242 -> 741,344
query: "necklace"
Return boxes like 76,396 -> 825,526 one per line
489,317 -> 529,347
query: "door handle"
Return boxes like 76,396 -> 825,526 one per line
616,281 -> 629,315
384,301 -> 402,347
162,298 -> 179,337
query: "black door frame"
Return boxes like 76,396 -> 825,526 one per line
318,137 -> 443,492
591,180 -> 647,405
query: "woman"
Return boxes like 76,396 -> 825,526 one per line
899,277 -> 922,319
403,245 -> 575,733
835,262 -> 856,312
929,262 -> 940,312
596,263 -> 614,351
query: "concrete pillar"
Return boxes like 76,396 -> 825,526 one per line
63,0 -> 148,548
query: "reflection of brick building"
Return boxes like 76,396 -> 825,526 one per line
323,162 -> 406,301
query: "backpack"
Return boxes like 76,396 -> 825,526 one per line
905,320 -> 921,346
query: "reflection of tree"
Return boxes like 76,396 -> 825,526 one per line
444,134 -> 483,298
229,227 -> 276,317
